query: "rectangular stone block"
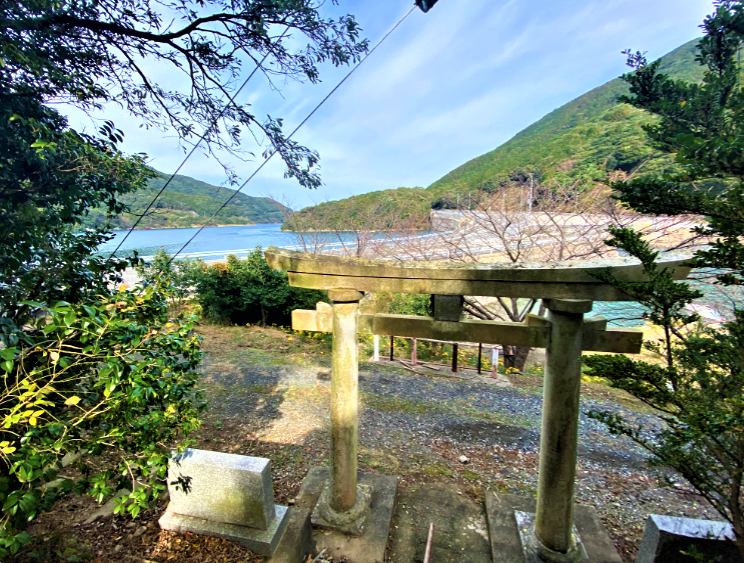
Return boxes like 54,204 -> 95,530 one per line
159,504 -> 290,557
431,294 -> 464,322
270,506 -> 313,563
636,514 -> 741,563
168,448 -> 275,529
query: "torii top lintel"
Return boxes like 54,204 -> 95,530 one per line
264,247 -> 692,302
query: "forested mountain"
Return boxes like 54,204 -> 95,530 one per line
85,171 -> 286,230
287,38 -> 703,229
426,39 -> 703,197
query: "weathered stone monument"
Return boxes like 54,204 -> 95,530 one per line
264,246 -> 691,563
636,514 -> 741,563
159,448 -> 291,557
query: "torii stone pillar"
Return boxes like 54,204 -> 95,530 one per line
313,289 -> 371,534
534,298 -> 592,561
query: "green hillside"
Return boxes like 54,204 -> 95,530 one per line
427,39 -> 703,195
85,171 -> 286,229
288,38 -> 704,228
283,187 -> 431,231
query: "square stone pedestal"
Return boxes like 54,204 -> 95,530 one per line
296,467 -> 398,563
485,492 -> 621,563
159,504 -> 290,557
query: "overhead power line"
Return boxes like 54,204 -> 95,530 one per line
167,4 -> 419,265
109,24 -> 292,258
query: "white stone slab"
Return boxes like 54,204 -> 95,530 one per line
168,448 -> 275,530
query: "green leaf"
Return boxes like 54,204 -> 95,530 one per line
0,348 -> 16,361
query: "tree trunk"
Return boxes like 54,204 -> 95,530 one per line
464,297 -> 535,373
731,491 -> 744,562
734,526 -> 744,561
736,534 -> 744,563
503,345 -> 530,372
260,304 -> 267,327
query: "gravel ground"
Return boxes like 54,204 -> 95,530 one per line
194,325 -> 720,563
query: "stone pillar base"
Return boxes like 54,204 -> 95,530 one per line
297,467 -> 398,563
484,492 -> 621,563
312,481 -> 372,536
515,511 -> 587,563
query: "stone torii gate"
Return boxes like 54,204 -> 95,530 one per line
264,246 -> 691,562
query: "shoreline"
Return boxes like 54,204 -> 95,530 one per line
110,222 -> 282,233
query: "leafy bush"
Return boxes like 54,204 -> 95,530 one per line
388,293 -> 432,316
0,94 -> 205,558
0,283 -> 205,556
1,0 -> 369,554
195,248 -> 327,326
135,248 -> 204,317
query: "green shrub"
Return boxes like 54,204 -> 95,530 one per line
0,95 -> 206,557
0,281 -> 205,556
389,293 -> 432,316
195,248 -> 327,326
374,292 -> 431,316
135,248 -> 205,316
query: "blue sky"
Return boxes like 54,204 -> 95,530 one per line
66,0 -> 713,209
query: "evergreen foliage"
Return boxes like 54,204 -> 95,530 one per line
582,2 -> 744,556
194,248 -> 327,326
283,187 -> 431,232
0,96 -> 205,557
0,98 -> 148,324
0,0 -> 367,555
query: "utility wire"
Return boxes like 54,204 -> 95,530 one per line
109,25 -> 292,258
167,4 -> 418,265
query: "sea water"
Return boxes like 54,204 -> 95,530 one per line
100,224 -> 295,260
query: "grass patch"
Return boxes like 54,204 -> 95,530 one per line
461,469 -> 481,482
423,462 -> 453,478
359,447 -> 401,473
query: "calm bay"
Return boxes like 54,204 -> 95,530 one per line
100,224 -> 294,260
